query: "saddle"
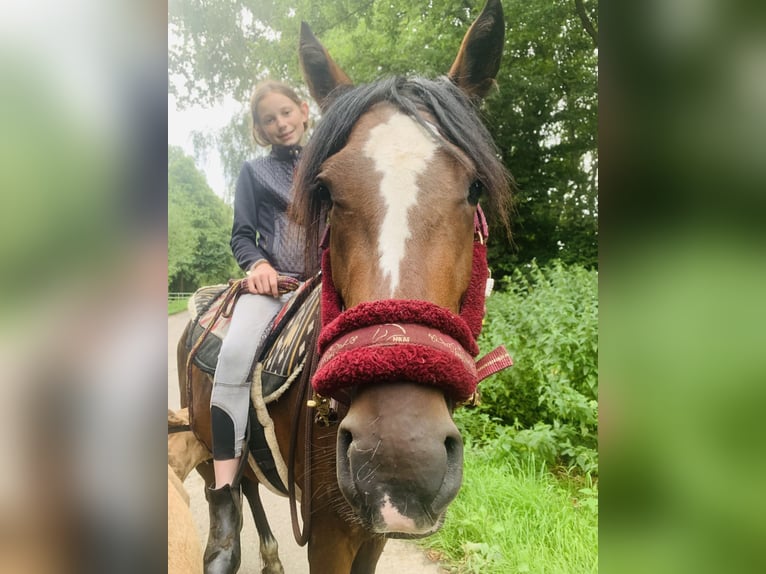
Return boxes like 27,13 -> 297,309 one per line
185,276 -> 321,495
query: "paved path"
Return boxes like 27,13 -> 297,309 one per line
168,310 -> 447,573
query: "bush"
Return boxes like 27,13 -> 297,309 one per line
466,261 -> 598,474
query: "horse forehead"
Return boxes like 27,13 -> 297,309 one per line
342,104 -> 472,183
360,107 -> 440,166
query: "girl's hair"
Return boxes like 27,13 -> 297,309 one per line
249,80 -> 309,147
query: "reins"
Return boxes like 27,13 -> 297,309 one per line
182,272 -> 319,546
287,316 -> 322,546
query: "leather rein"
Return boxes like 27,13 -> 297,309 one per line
286,318 -> 321,546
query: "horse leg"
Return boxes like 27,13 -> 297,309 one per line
307,510 -> 364,573
240,479 -> 284,574
350,537 -> 387,574
195,459 -> 215,488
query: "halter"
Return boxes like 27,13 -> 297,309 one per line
311,205 -> 512,403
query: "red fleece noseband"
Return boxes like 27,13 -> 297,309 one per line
313,306 -> 481,401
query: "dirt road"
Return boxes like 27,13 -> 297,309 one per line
168,310 -> 447,573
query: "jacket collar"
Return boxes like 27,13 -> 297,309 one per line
271,144 -> 302,162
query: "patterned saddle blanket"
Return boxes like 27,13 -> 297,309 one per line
185,277 -> 321,403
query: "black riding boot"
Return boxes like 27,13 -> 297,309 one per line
203,484 -> 243,574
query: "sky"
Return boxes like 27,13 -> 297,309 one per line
167,93 -> 242,201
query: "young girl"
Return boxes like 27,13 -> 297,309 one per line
204,80 -> 310,574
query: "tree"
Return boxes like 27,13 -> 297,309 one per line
487,0 -> 598,271
168,146 -> 239,291
168,186 -> 197,284
169,0 -> 598,274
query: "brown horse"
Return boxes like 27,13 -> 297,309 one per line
178,1 -> 510,572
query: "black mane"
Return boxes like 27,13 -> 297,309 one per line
291,76 -> 511,274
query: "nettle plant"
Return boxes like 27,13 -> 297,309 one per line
460,261 -> 598,474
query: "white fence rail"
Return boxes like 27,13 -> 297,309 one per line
168,292 -> 193,302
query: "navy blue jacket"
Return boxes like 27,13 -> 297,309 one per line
230,144 -> 306,279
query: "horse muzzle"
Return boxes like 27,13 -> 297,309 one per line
335,383 -> 463,537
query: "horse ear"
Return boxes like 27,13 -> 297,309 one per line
299,22 -> 353,111
448,0 -> 505,100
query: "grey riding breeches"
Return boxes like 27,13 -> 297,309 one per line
210,290 -> 296,458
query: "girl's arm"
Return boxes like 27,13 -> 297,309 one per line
230,162 -> 269,272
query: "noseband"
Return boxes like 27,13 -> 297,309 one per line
312,206 -> 512,403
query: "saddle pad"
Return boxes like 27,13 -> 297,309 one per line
187,284 -> 229,319
244,281 -> 320,497
185,285 -> 232,376
257,282 -> 321,402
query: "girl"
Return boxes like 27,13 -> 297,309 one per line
204,80 -> 310,574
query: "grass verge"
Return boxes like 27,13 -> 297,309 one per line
421,450 -> 598,573
168,298 -> 188,315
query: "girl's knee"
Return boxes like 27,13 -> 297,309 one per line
217,338 -> 252,368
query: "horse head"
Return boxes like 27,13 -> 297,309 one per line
292,0 -> 509,538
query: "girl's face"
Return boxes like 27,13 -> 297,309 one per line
256,92 -> 309,147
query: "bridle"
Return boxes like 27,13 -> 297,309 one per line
287,204 -> 513,546
312,204 -> 512,404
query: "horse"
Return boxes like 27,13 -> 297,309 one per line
168,408 -> 208,574
178,1 -> 511,572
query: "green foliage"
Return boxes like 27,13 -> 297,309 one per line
422,450 -> 598,573
168,0 -> 598,274
467,261 -> 598,473
190,109 -> 258,205
168,146 -> 240,291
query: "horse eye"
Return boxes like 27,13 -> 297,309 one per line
467,180 -> 483,205
315,182 -> 332,202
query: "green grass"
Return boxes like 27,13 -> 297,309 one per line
168,298 -> 189,315
421,451 -> 598,573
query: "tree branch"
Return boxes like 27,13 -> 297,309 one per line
574,0 -> 597,47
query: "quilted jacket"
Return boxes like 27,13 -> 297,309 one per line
230,144 -> 307,279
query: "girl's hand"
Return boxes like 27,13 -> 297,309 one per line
246,262 -> 279,297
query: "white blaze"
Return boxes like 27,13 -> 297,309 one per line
363,112 -> 438,295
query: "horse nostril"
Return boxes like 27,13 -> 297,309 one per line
338,428 -> 353,459
444,433 -> 463,473
427,432 -> 463,515
336,428 -> 356,500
